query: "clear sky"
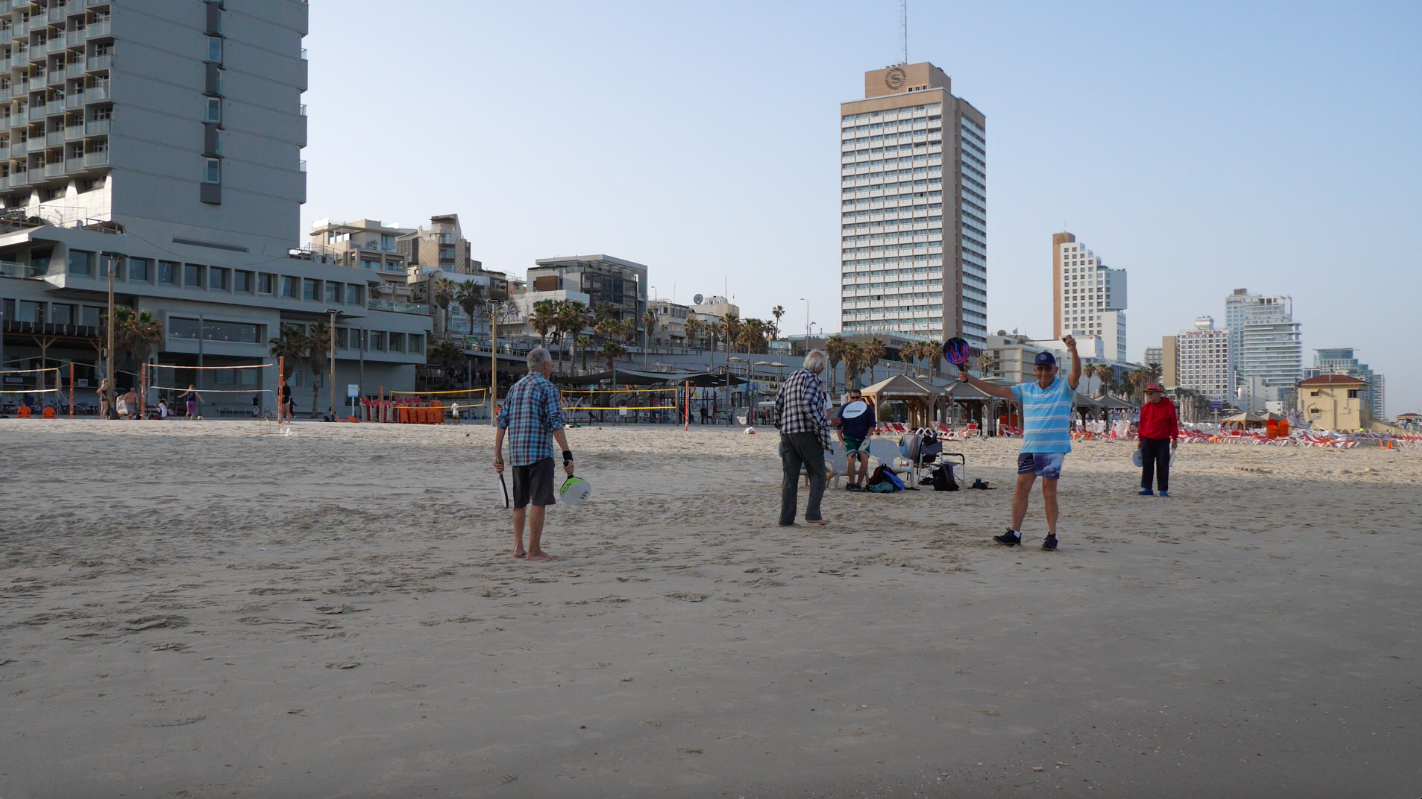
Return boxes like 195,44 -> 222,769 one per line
301,1 -> 1421,413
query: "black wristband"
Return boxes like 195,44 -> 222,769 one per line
562,450 -> 573,463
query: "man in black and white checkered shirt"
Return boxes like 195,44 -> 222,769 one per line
773,349 -> 832,527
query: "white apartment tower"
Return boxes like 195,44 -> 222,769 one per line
1225,288 -> 1301,402
1175,316 -> 1231,401
840,62 -> 987,347
1052,232 -> 1127,362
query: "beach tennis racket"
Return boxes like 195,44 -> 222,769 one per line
498,473 -> 509,508
559,477 -> 591,506
943,337 -> 972,372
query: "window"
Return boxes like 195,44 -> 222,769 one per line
169,317 -> 200,339
325,282 -> 342,304
233,270 -> 252,293
206,36 -> 223,62
389,332 -> 405,353
409,334 -> 423,352
67,248 -> 93,276
202,319 -> 260,343
370,331 -> 386,351
1348,389 -> 1360,399
303,279 -> 320,302
257,273 -> 275,294
209,266 -> 229,290
81,306 -> 102,327
183,263 -> 204,288
347,284 -> 364,305
203,158 -> 221,184
206,98 -> 221,123
129,258 -> 151,282
50,303 -> 73,325
158,261 -> 178,285
281,276 -> 298,298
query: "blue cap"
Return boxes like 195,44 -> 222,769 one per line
1034,351 -> 1057,367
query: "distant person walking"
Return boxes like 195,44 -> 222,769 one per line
494,347 -> 574,562
957,336 -> 1081,551
278,381 -> 293,423
773,349 -> 832,526
118,387 -> 139,420
182,385 -> 202,420
252,394 -> 262,417
1137,384 -> 1179,497
97,378 -> 111,419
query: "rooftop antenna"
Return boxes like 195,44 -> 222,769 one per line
900,0 -> 908,65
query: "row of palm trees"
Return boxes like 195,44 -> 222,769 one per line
267,322 -> 332,418
1083,362 -> 1164,403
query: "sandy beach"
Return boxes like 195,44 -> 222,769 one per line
1,419 -> 1419,798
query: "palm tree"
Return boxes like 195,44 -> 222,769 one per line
824,334 -> 848,395
601,341 -> 625,372
770,305 -> 785,340
455,281 -> 484,342
977,349 -> 998,379
737,318 -> 766,359
684,317 -> 704,353
843,342 -> 865,389
617,317 -> 637,345
530,300 -> 558,347
112,308 -> 163,377
577,334 -> 593,372
305,321 -> 331,418
427,339 -> 465,388
717,312 -> 741,370
268,324 -> 305,383
642,309 -> 658,354
431,277 -> 456,340
558,301 -> 590,375
864,337 -> 885,386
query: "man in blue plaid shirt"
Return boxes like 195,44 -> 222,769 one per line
774,349 -> 832,527
494,347 -> 574,562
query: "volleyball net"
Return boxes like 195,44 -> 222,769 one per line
387,387 -> 489,403
144,362 -> 276,393
0,366 -> 62,394
561,386 -> 681,411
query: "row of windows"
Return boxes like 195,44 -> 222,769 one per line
842,106 -> 942,125
842,215 -> 945,231
65,250 -> 369,307
2,297 -> 104,327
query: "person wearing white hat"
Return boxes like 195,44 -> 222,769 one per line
1137,383 -> 1179,497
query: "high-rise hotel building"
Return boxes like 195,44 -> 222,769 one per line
1052,231 -> 1127,362
839,62 -> 987,347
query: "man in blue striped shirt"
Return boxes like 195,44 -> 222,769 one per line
958,335 -> 1081,551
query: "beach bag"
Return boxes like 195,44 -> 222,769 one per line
930,463 -> 959,491
866,464 -> 903,491
866,482 -> 895,493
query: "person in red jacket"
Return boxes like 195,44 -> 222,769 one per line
1137,384 -> 1179,496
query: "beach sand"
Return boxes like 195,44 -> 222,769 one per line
1,419 -> 1419,797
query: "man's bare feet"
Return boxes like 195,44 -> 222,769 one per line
806,519 -> 830,526
526,552 -> 557,562
512,549 -> 526,558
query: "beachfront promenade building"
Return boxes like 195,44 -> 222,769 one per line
1051,232 -> 1128,362
839,62 -> 987,347
0,1 -> 429,415
1305,347 -> 1385,421
1225,288 -> 1301,405
1159,317 -> 1232,401
1298,373 -> 1372,431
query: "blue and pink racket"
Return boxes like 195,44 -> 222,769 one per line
943,337 -> 971,372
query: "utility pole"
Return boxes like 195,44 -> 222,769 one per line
105,251 -> 114,419
327,309 -> 337,420
489,301 -> 498,425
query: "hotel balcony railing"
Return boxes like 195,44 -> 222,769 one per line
84,85 -> 108,102
7,117 -> 26,132
65,30 -> 83,47
83,117 -> 107,134
47,69 -> 64,85
0,260 -> 53,278
0,88 -> 8,103
27,106 -> 45,121
0,29 -> 10,45
15,22 -> 29,37
0,145 -> 7,159
368,299 -> 430,315
0,175 -> 8,191
0,1 -> 11,15
85,54 -> 111,70
46,100 -> 63,115
45,129 -> 62,146
12,170 -> 31,185
86,19 -> 110,38
64,92 -> 82,108
65,60 -> 82,76
10,140 -> 24,156
82,149 -> 106,166
64,156 -> 82,172
44,161 -> 63,177
46,36 -> 65,53
64,124 -> 81,140
47,6 -> 65,23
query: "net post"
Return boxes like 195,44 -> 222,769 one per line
683,381 -> 689,432
69,362 -> 74,418
138,363 -> 145,420
277,356 -> 286,424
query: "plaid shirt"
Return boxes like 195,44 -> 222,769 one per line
496,372 -> 566,466
774,368 -> 831,448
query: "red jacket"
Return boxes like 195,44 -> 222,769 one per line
1138,398 -> 1179,440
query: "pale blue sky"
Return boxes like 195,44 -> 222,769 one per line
302,1 -> 1421,413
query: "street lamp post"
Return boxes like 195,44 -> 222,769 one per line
798,297 -> 810,353
105,252 -> 115,418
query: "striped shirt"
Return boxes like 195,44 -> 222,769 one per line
496,372 -> 566,466
1012,376 -> 1075,454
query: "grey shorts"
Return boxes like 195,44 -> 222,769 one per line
512,457 -> 556,508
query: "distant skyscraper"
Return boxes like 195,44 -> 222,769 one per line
1225,289 -> 1302,404
1306,348 -> 1385,421
839,62 -> 987,347
1052,232 -> 1127,361
1175,316 -> 1232,401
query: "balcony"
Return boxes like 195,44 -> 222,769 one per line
85,19 -> 109,38
44,161 -> 63,177
46,36 -> 64,53
65,30 -> 82,47
63,123 -> 80,140
81,149 -> 106,166
12,170 -> 31,185
64,61 -> 81,77
45,100 -> 62,116
47,69 -> 64,85
10,140 -> 24,156
0,176 -> 7,191
64,156 -> 81,172
0,145 -> 7,159
299,103 -> 307,116
83,85 -> 107,102
28,106 -> 45,121
47,6 -> 64,23
83,117 -> 106,134
45,129 -> 61,146
0,1 -> 10,14
15,22 -> 29,37
368,299 -> 430,315
85,54 -> 111,70
64,92 -> 81,108
0,29 -> 10,45
0,88 -> 8,103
